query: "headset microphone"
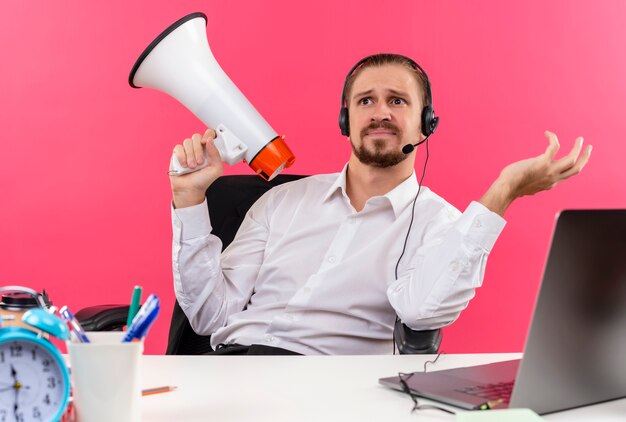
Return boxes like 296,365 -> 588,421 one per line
401,136 -> 431,154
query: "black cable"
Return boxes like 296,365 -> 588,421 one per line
398,371 -> 456,415
423,350 -> 445,373
394,139 -> 430,280
392,139 -> 431,355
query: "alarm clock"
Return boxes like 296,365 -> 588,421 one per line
0,286 -> 70,422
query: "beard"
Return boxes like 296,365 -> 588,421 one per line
351,122 -> 408,168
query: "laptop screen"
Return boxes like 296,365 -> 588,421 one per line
512,209 -> 626,413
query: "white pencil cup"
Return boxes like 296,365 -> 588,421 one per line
66,331 -> 143,422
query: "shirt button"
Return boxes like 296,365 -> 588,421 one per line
473,219 -> 483,228
328,255 -> 336,263
449,261 -> 460,271
265,334 -> 276,343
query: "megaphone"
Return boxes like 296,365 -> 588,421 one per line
129,12 -> 295,181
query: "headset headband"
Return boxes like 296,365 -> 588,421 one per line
340,54 -> 433,109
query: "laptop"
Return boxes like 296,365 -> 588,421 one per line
380,210 -> 626,414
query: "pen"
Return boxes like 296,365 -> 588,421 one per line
126,285 -> 143,328
475,398 -> 503,410
59,306 -> 90,343
122,294 -> 160,343
142,385 -> 177,396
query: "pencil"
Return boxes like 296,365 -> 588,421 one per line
142,385 -> 177,396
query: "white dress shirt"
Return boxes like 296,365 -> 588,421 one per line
172,165 -> 506,355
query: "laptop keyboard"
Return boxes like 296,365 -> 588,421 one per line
454,380 -> 515,404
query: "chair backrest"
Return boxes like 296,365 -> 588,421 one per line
166,174 -> 306,355
166,174 -> 441,355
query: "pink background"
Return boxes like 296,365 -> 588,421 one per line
1,1 -> 624,354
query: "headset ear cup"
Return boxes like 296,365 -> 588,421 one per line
421,105 -> 437,137
339,107 -> 350,137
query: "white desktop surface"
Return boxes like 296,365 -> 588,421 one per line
138,353 -> 626,421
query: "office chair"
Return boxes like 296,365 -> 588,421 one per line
77,175 -> 442,354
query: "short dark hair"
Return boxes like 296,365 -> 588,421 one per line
343,53 -> 430,109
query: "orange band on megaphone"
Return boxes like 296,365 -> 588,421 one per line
248,136 -> 296,181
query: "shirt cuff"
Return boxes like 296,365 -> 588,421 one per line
171,199 -> 212,241
455,201 -> 507,252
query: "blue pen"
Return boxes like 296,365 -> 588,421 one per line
122,294 -> 160,343
59,306 -> 90,343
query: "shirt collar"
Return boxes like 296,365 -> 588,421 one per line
322,163 -> 420,218
322,163 -> 350,203
385,171 -> 419,218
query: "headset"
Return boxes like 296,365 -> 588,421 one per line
338,54 -> 439,143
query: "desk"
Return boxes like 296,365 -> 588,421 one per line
139,353 -> 626,421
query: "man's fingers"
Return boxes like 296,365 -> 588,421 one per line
191,133 -> 205,165
183,137 -> 197,168
173,144 -> 188,168
544,130 -> 560,159
205,137 -> 223,163
202,128 -> 217,142
202,128 -> 221,162
172,129 -> 220,172
179,141 -> 193,168
554,137 -> 584,173
559,145 -> 592,179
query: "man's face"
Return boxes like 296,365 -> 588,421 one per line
348,64 -> 423,168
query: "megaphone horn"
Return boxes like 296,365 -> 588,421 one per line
129,12 -> 295,181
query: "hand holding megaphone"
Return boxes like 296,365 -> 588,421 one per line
169,129 -> 224,208
169,124 -> 248,176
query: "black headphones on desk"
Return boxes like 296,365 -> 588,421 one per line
338,54 -> 439,142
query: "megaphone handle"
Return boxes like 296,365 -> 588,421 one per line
213,124 -> 248,165
168,149 -> 210,176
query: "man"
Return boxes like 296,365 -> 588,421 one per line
170,54 -> 592,355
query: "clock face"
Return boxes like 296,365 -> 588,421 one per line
0,339 -> 68,422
